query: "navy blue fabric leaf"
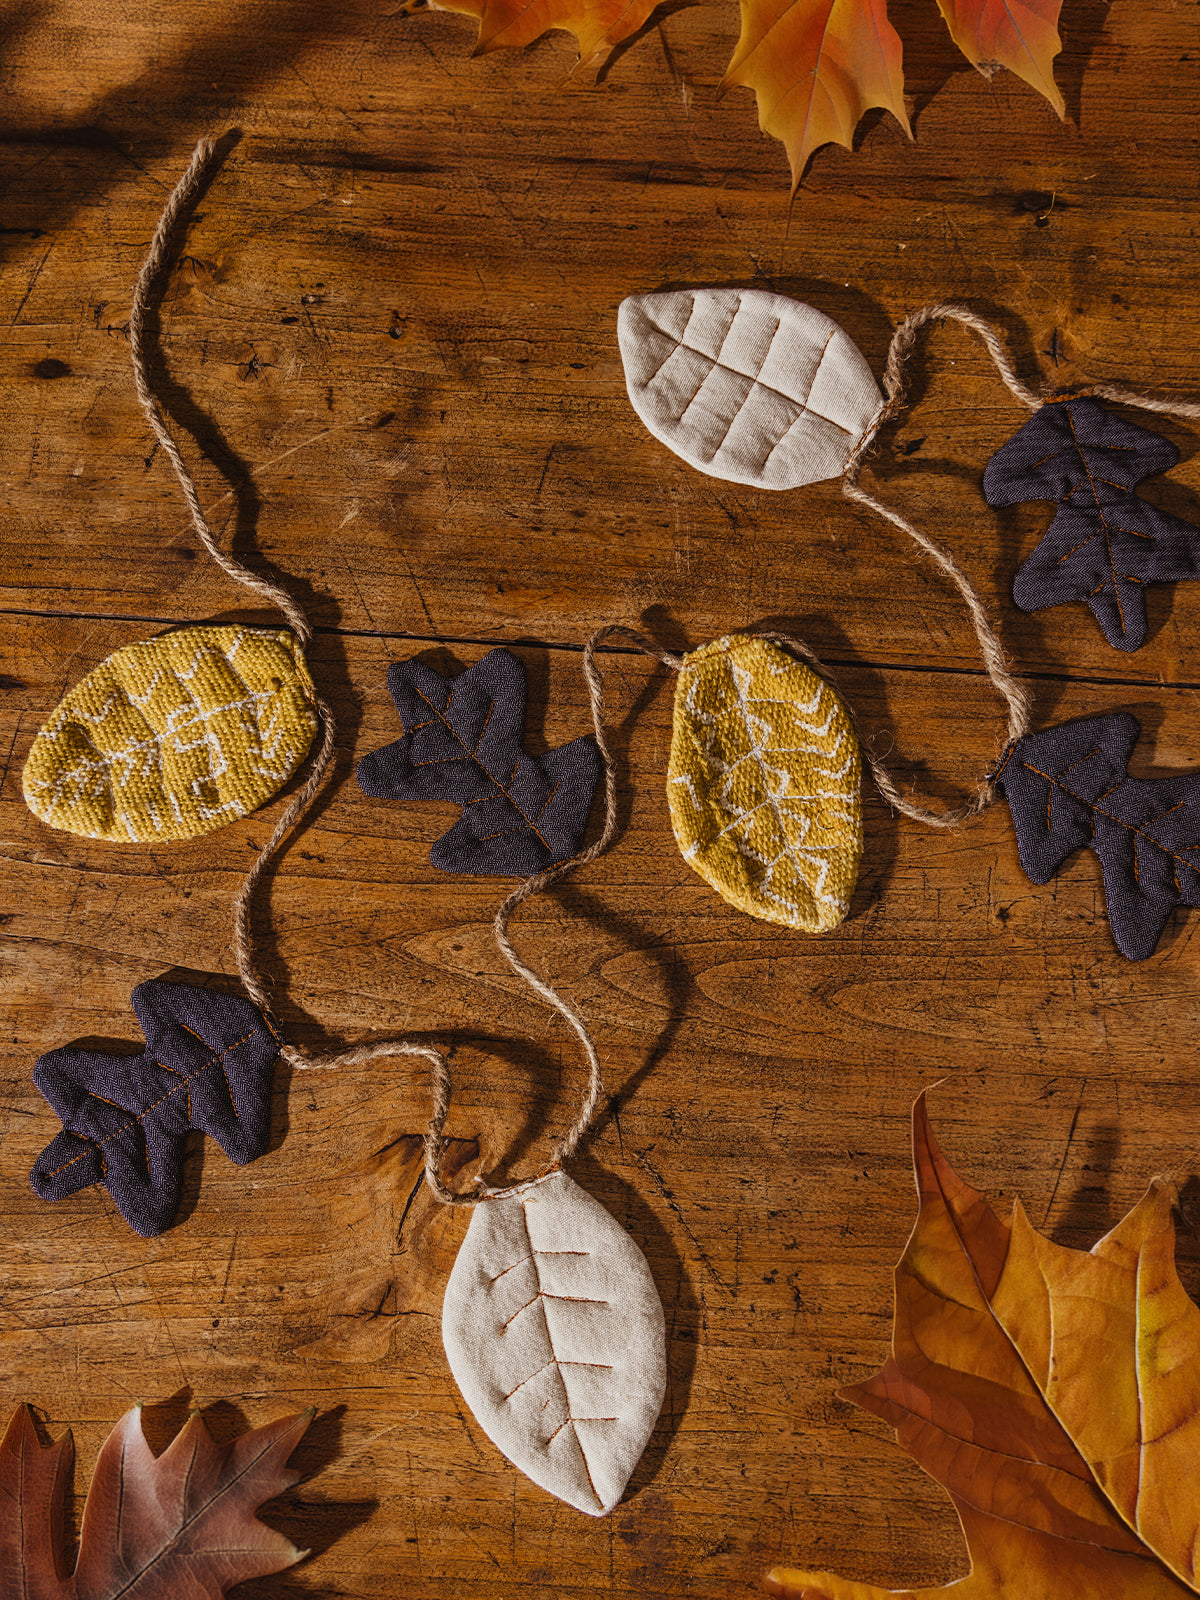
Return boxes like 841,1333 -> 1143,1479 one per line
355,647 -> 601,875
30,979 -> 281,1237
994,713 -> 1200,960
983,396 -> 1200,652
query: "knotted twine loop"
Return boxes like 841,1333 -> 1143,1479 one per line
128,136 -> 644,1206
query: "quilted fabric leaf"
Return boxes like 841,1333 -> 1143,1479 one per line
30,978 -> 282,1237
668,634 -> 862,932
767,1095 -> 1200,1599
619,288 -> 881,490
993,712 -> 1200,961
935,0 -> 1065,118
356,647 -> 601,875
22,624 -> 319,842
983,396 -> 1200,653
0,1401 -> 312,1597
722,0 -> 911,190
441,1170 -> 666,1516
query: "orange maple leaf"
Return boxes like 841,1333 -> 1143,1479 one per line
722,0 -> 912,190
935,0 -> 1065,118
767,1094 -> 1200,1598
423,0 -> 664,66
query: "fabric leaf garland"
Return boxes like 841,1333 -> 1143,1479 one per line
994,712 -> 1200,961
668,635 -> 862,931
983,395 -> 1200,652
618,288 -> 881,490
22,625 -> 319,842
441,1170 -> 666,1516
30,979 -> 281,1236
356,647 -> 601,874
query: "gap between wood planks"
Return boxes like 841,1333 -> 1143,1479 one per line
0,604 -> 1195,695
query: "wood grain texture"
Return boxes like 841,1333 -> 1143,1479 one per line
2,3 -> 1200,1595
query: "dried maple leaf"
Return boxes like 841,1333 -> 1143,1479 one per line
767,1094 -> 1200,1599
935,0 -> 1065,119
723,0 -> 911,190
0,1402 -> 314,1597
412,0 -> 662,67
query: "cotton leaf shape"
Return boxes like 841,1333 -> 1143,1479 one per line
356,647 -> 601,875
21,625 -> 318,843
935,0 -> 1065,119
441,1170 -> 667,1516
767,1094 -> 1200,1600
0,1401 -> 313,1598
30,978 -> 281,1237
723,0 -> 911,189
619,288 -> 882,490
993,712 -> 1200,961
668,634 -> 862,931
983,396 -> 1200,653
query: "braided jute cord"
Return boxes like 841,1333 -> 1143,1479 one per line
838,301 -> 1200,828
130,136 -> 656,1206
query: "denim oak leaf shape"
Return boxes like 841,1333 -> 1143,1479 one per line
356,647 -> 601,875
30,979 -> 281,1237
994,712 -> 1200,961
983,395 -> 1200,652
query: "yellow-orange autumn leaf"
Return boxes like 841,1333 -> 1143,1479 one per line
423,0 -> 662,65
723,0 -> 911,190
767,1095 -> 1200,1599
936,0 -> 1065,118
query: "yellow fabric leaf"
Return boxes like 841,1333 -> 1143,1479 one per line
667,634 -> 861,932
723,0 -> 911,190
23,624 -> 318,844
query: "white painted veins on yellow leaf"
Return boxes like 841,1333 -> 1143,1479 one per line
668,634 -> 862,933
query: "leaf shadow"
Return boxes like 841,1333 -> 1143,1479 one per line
570,1151 -> 699,1504
1055,0 -> 1118,128
1044,1121 -> 1121,1249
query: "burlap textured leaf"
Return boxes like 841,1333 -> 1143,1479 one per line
442,1171 -> 666,1517
668,634 -> 862,931
22,624 -> 318,843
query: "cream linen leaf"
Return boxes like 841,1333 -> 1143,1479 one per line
441,1170 -> 666,1516
618,287 -> 881,490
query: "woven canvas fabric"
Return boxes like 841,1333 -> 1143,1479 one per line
994,712 -> 1200,961
356,647 -> 601,875
22,625 -> 319,843
667,634 -> 862,931
30,979 -> 281,1236
442,1171 -> 666,1517
984,395 -> 1200,652
618,288 -> 881,490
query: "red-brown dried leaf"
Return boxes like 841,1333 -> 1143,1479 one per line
0,1402 -> 314,1598
935,0 -> 1065,117
421,0 -> 664,67
722,0 -> 911,190
766,1095 -> 1200,1598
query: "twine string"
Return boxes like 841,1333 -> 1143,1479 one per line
129,136 -> 645,1204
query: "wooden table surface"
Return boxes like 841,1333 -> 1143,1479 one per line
3,3 -> 1200,1595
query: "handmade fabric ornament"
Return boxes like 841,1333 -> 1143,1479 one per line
667,634 -> 861,931
22,625 -> 318,842
30,979 -> 280,1237
618,288 -> 1200,961
984,394 -> 1200,652
23,138 -> 663,1518
356,648 -> 601,874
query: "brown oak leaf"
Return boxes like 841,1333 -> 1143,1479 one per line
0,1402 -> 314,1597
767,1094 -> 1200,1598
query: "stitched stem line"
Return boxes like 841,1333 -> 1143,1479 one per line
131,140 -> 680,1207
